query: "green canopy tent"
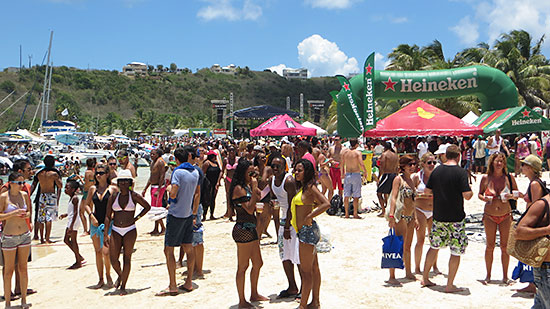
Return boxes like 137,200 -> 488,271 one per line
472,106 -> 550,134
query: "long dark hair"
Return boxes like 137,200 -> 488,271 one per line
295,159 -> 315,191
228,157 -> 251,209
94,163 -> 110,186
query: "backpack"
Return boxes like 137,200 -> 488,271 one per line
327,194 -> 342,216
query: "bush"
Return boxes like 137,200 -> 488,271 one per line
0,80 -> 16,93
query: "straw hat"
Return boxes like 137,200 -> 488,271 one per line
521,155 -> 542,173
113,169 -> 134,182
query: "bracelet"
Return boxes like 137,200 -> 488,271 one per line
389,215 -> 395,218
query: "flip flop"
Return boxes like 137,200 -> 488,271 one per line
155,288 -> 178,296
178,284 -> 193,292
277,289 -> 298,299
14,289 -> 36,296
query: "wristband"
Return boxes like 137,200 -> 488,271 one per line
389,215 -> 394,218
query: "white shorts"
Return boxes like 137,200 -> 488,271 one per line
278,221 -> 300,265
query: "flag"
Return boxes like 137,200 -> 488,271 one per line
61,108 -> 69,116
363,52 -> 376,129
336,75 -> 364,135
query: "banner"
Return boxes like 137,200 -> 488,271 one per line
336,75 -> 364,137
363,52 -> 376,129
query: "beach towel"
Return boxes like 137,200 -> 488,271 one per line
381,229 -> 404,269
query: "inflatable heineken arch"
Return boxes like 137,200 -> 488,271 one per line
334,53 -> 519,137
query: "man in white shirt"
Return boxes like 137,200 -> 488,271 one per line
417,137 -> 428,159
473,136 -> 487,173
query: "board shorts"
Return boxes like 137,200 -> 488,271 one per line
329,166 -> 343,191
344,172 -> 362,198
278,219 -> 300,264
165,214 -> 194,247
474,157 -> 485,167
38,192 -> 58,223
377,173 -> 397,194
429,219 -> 468,256
1,231 -> 32,251
151,185 -> 167,208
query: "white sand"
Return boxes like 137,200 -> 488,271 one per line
16,170 -> 538,308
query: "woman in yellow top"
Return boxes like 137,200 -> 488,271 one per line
291,159 -> 330,309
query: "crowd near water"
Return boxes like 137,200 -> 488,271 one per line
1,130 -> 550,308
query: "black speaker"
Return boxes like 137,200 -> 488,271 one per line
217,109 -> 223,123
314,109 -> 321,123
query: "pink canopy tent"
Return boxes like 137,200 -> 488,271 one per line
250,114 -> 316,137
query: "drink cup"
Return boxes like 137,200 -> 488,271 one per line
513,190 -> 520,198
272,201 -> 280,211
500,192 -> 508,201
486,195 -> 493,203
256,204 -> 263,214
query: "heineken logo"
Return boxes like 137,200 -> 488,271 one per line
343,83 -> 351,91
383,77 -> 479,93
365,63 -> 373,75
522,109 -> 531,118
512,118 -> 542,126
383,77 -> 397,92
346,92 -> 365,132
365,78 -> 374,125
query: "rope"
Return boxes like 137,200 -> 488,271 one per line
0,91 -> 29,117
30,94 -> 42,130
0,91 -> 15,106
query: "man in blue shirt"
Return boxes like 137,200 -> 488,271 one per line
157,146 -> 200,296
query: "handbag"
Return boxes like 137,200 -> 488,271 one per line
507,198 -> 550,267
381,229 -> 404,269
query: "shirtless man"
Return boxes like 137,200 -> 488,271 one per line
376,142 -> 398,217
80,158 -> 96,235
487,129 -> 509,157
142,148 -> 166,236
281,141 -> 294,170
328,135 -> 345,197
31,155 -> 62,243
117,150 -> 136,177
341,138 -> 367,218
107,156 -> 118,181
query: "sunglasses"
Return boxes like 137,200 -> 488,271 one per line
95,171 -> 107,176
117,179 -> 132,183
109,163 -> 117,166
426,161 -> 437,165
248,171 -> 256,177
117,156 -> 127,160
11,181 -> 25,185
407,162 -> 417,167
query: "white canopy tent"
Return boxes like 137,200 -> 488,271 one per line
461,111 -> 479,125
301,121 -> 328,136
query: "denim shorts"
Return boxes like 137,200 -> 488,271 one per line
533,264 -> 550,309
298,220 -> 320,245
1,231 -> 32,251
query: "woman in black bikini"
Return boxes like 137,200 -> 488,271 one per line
104,170 -> 150,295
291,159 -> 330,309
223,146 -> 238,220
84,163 -> 117,289
202,150 -> 222,221
478,152 -> 518,285
0,173 -> 32,309
387,155 -> 418,285
229,158 -> 268,308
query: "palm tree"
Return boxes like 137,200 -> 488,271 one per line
386,44 -> 430,71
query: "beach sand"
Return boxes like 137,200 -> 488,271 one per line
16,168 -> 536,308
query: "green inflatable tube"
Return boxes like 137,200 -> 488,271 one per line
345,65 -> 517,112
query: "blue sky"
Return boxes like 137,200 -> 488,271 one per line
2,0 -> 550,77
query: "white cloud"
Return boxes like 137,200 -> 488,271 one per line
451,16 -> 479,45
374,52 -> 390,70
197,0 -> 262,21
390,16 -> 408,24
304,0 -> 356,9
267,64 -> 289,76
297,34 -> 358,77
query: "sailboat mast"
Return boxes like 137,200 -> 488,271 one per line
45,62 -> 53,122
39,31 -> 53,133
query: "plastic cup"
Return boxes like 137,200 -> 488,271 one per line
500,192 -> 508,201
272,201 -> 280,211
256,204 -> 263,213
486,195 -> 493,203
513,190 -> 520,198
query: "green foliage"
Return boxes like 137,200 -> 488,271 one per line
0,80 -> 16,93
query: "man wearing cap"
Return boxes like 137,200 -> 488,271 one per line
158,146 -> 200,295
421,145 -> 473,293
473,136 -> 487,174
142,148 -> 166,236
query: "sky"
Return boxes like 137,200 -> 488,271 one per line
2,0 -> 550,77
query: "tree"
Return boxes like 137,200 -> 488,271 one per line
170,63 -> 177,73
0,80 -> 16,93
147,65 -> 154,74
157,64 -> 164,72
386,44 -> 430,71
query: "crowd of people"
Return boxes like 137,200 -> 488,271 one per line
0,130 -> 550,308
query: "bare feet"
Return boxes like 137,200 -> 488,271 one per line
250,294 -> 269,302
90,280 -> 104,289
515,283 -> 536,293
307,302 -> 320,309
480,277 -> 490,285
445,285 -> 466,293
353,215 -> 361,219
118,289 -> 127,296
238,301 -> 255,308
405,273 -> 417,280
420,279 -> 436,287
344,215 -> 350,219
386,278 -> 402,286
106,277 -> 114,288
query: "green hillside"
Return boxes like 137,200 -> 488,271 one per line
0,66 -> 339,135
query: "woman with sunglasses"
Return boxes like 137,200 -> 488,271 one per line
291,159 -> 330,309
478,152 -> 518,285
229,158 -> 268,308
387,155 -> 418,285
104,169 -> 150,295
84,163 -> 117,289
412,152 -> 440,275
0,172 -> 32,308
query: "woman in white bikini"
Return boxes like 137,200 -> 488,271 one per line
412,152 -> 440,275
478,152 -> 518,285
387,155 -> 418,285
0,172 -> 32,309
104,169 -> 150,295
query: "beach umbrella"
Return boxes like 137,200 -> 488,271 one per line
55,134 -> 79,145
0,157 -> 13,169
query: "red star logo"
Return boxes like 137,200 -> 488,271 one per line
365,64 -> 373,75
343,83 -> 350,91
522,109 -> 531,118
383,77 -> 397,92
